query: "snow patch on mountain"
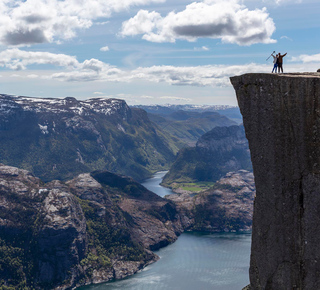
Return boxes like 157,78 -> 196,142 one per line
0,94 -> 127,117
38,124 -> 49,134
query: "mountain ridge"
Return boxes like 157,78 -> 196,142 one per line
0,94 -> 179,182
162,124 -> 252,187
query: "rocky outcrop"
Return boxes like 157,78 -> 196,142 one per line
0,164 -> 183,289
166,170 -> 255,232
231,73 -> 320,289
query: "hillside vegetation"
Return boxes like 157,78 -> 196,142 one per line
0,95 -> 179,182
162,125 -> 252,187
136,105 -> 238,147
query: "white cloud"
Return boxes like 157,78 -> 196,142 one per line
0,48 -> 78,70
100,46 -> 110,51
27,74 -> 39,78
280,35 -> 292,41
0,48 -> 123,82
121,0 -> 276,45
127,63 -> 270,86
272,0 -> 302,4
291,54 -> 320,63
0,48 -> 269,85
3,48 -> 319,89
194,46 -> 209,51
0,0 -> 166,46
160,96 -> 192,102
0,47 -> 267,85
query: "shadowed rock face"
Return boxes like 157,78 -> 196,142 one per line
231,73 -> 320,290
0,164 -> 183,289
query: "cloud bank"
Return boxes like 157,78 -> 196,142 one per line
121,0 -> 276,45
2,49 -> 319,89
291,53 -> 320,63
0,48 -> 270,87
0,0 -> 165,46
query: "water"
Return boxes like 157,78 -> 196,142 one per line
141,171 -> 173,197
81,172 -> 251,290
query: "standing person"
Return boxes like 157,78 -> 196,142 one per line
271,53 -> 278,73
277,52 -> 287,73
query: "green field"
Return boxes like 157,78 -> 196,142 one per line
171,182 -> 216,192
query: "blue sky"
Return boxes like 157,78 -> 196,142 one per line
0,0 -> 319,105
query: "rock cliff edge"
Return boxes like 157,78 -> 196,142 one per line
231,73 -> 320,290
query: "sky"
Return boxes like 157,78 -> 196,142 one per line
0,0 -> 319,106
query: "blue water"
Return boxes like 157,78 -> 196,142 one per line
80,172 -> 251,290
141,171 -> 173,197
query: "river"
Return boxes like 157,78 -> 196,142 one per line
80,171 -> 251,290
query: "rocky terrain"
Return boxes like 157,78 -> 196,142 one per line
162,125 -> 252,187
231,73 -> 320,289
0,94 -> 179,182
0,161 -> 255,289
0,163 -> 183,289
166,170 -> 255,232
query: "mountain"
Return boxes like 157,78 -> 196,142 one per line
145,110 -> 237,147
0,94 -> 179,182
166,170 -> 255,232
162,125 -> 252,187
133,104 -> 243,124
0,164 -> 183,289
0,163 -> 254,289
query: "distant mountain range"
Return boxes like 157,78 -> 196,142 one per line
147,110 -> 237,147
0,95 -> 240,183
0,94 -> 179,182
132,105 -> 239,147
132,104 -> 243,124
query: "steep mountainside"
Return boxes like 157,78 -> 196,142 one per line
162,125 -> 252,187
0,164 -> 182,289
0,94 -> 178,182
231,73 -> 320,290
147,110 -> 236,147
166,170 -> 255,232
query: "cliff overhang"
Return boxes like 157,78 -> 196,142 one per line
231,72 -> 320,289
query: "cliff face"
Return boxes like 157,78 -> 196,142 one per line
0,164 -> 182,289
230,73 -> 320,290
166,170 -> 255,232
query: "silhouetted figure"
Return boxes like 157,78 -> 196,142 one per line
277,52 -> 287,73
271,53 -> 279,73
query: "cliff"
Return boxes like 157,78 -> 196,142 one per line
230,73 -> 320,289
166,170 -> 255,232
0,164 -> 182,289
